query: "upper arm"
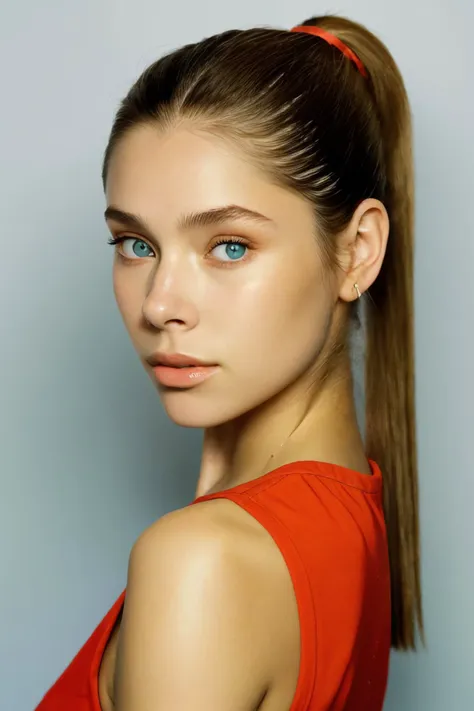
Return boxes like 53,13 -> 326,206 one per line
114,506 -> 271,711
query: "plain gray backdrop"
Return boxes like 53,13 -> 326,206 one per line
1,1 -> 472,709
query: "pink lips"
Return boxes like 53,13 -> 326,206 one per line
152,364 -> 219,388
146,352 -> 219,389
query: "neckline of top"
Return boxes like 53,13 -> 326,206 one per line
192,457 -> 382,503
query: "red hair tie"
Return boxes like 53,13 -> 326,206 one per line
290,25 -> 368,79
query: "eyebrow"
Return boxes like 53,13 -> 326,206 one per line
103,204 -> 275,232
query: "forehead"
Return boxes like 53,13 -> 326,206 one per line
107,124 -> 259,200
105,124 -> 311,231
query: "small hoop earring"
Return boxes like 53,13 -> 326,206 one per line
353,283 -> 362,299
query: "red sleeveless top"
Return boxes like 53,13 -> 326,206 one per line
35,459 -> 391,711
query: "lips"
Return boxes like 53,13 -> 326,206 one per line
146,352 -> 217,369
151,362 -> 220,388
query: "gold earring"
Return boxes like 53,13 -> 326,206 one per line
353,283 -> 362,299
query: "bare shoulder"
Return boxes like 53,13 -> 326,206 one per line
132,498 -> 268,577
133,497 -> 283,582
115,499 -> 299,710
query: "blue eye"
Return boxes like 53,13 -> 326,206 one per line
107,237 -> 155,259
210,239 -> 248,262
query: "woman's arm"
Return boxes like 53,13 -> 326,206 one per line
114,504 -> 272,711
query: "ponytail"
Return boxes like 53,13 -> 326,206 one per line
308,16 -> 424,649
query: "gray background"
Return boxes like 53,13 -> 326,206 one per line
1,1 -> 472,709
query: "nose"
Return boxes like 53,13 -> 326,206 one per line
141,257 -> 199,332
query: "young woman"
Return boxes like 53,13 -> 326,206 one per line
36,13 -> 423,711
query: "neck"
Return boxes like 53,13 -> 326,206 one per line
195,354 -> 370,499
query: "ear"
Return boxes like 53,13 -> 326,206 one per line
337,198 -> 389,303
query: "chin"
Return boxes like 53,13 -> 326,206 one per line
158,389 -> 254,429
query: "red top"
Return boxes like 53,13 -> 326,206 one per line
35,459 -> 391,711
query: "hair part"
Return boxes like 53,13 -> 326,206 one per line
102,14 -> 423,650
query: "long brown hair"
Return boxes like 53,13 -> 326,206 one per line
102,14 -> 423,650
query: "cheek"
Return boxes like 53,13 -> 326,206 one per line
244,260 -> 327,330
188,274 -> 333,428
112,266 -> 142,331
228,266 -> 331,371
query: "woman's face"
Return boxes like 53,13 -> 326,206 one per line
105,124 -> 337,428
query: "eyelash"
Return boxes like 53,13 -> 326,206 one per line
106,235 -> 251,266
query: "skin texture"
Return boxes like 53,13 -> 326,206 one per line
102,121 -> 390,710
